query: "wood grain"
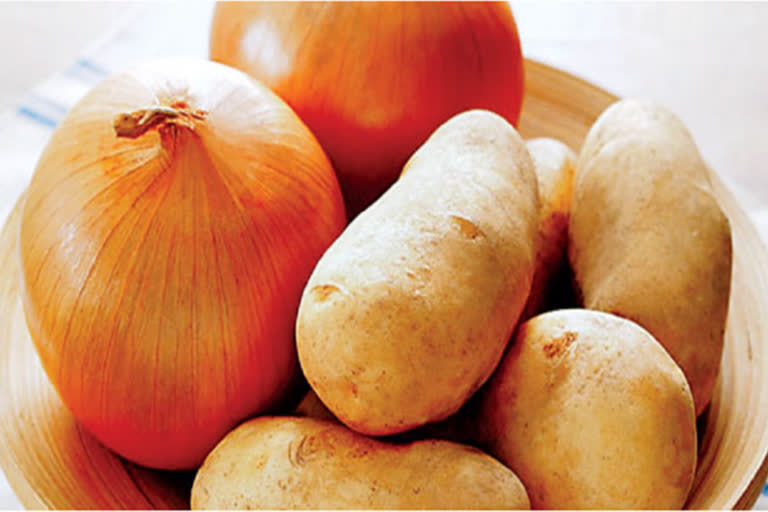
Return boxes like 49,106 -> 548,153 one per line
0,59 -> 766,509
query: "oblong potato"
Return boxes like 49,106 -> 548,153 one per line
297,110 -> 539,435
521,138 -> 576,319
569,99 -> 732,414
191,417 -> 530,510
477,309 -> 697,510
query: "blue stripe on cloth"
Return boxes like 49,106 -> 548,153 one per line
30,94 -> 67,114
65,58 -> 108,83
16,106 -> 57,129
762,482 -> 768,495
77,58 -> 109,78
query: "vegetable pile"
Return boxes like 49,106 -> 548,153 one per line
16,2 -> 732,510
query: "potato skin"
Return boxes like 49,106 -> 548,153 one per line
569,99 -> 732,415
296,110 -> 539,435
293,390 -> 337,423
521,138 -> 576,319
191,417 -> 530,510
477,309 -> 697,510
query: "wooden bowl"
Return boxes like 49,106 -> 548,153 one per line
1,59 -> 768,510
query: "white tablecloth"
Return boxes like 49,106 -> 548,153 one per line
1,2 -> 766,509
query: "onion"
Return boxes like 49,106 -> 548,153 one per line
18,59 -> 346,470
210,2 -> 524,215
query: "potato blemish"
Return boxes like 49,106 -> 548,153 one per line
311,284 -> 341,302
542,331 -> 577,358
450,215 -> 484,240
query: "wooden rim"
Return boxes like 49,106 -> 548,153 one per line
1,59 -> 767,509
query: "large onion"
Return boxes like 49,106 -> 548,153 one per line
210,2 -> 524,215
19,59 -> 346,470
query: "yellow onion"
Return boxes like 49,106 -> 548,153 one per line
210,1 -> 524,215
18,58 -> 346,470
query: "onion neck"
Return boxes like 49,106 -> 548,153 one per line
113,103 -> 207,139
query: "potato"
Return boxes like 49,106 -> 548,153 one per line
521,138 -> 576,319
296,110 -> 539,435
191,417 -> 530,510
293,390 -> 337,423
476,309 -> 697,510
293,389 -> 477,447
569,99 -> 732,414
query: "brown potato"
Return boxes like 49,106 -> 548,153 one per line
293,390 -> 337,423
191,417 -> 530,510
569,99 -> 732,414
521,138 -> 576,319
296,110 -> 539,436
477,309 -> 697,509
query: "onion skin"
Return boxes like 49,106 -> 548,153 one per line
210,1 -> 524,215
19,59 -> 346,470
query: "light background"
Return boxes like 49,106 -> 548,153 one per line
0,1 -> 766,509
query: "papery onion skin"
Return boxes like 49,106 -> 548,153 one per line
210,1 -> 524,215
19,59 -> 346,470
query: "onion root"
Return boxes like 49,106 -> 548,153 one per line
113,104 -> 206,139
